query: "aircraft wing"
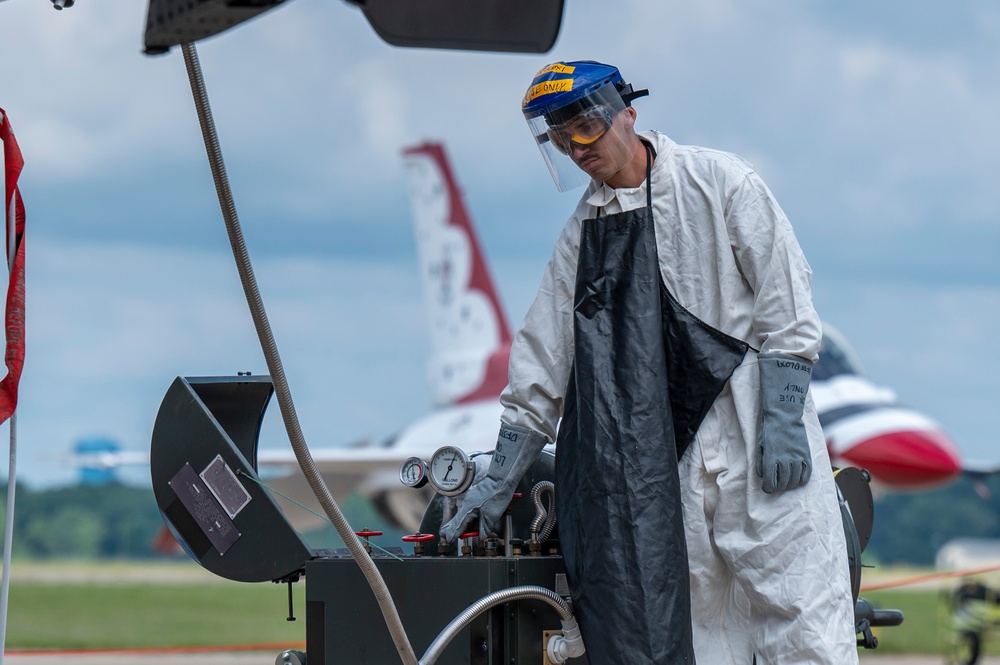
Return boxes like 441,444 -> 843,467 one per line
255,446 -> 418,533
255,397 -> 504,534
257,446 -> 408,476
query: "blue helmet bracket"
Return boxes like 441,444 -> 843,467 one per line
522,61 -> 648,127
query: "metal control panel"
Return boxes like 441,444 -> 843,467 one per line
305,554 -> 585,665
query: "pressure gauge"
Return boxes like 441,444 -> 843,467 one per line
399,457 -> 428,488
428,445 -> 475,496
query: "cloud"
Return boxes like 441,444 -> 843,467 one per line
12,237 -> 430,485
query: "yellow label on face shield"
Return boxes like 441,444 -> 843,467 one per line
534,63 -> 576,77
522,79 -> 573,108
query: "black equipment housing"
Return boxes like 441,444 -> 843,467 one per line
149,375 -> 902,661
143,0 -> 564,55
150,375 -> 312,583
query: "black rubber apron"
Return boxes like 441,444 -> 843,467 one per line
556,145 -> 748,664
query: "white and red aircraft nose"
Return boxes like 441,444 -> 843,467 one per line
834,428 -> 962,489
814,371 -> 964,492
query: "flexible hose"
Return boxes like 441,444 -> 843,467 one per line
0,413 -> 17,665
180,42 -> 418,665
529,481 -> 556,542
419,585 -> 572,665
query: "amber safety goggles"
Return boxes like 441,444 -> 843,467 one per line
545,106 -> 613,155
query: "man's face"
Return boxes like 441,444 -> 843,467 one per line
553,107 -> 636,183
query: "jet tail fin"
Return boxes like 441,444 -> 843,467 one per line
402,143 -> 512,407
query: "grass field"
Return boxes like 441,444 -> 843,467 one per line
3,560 -> 998,655
862,567 -> 1000,656
863,589 -> 945,654
5,561 -> 306,651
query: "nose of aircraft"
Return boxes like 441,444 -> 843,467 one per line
837,429 -> 963,489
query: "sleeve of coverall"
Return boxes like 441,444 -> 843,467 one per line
499,224 -> 579,443
726,171 -> 822,361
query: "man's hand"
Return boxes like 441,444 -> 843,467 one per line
439,423 -> 547,541
756,353 -> 814,494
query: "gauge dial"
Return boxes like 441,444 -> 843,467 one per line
428,445 -> 474,496
399,457 -> 428,488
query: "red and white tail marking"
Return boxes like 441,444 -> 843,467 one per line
402,143 -> 512,407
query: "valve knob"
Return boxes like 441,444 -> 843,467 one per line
355,528 -> 383,554
402,533 -> 435,556
401,533 -> 435,542
459,530 -> 479,556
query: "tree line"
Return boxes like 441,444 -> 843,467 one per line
2,473 -> 1000,563
866,474 -> 1000,567
0,482 -> 164,559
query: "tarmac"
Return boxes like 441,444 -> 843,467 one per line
3,652 -> 998,664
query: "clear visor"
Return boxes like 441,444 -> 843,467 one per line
527,113 -> 590,192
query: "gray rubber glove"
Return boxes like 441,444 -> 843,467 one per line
440,423 -> 547,543
756,352 -> 814,494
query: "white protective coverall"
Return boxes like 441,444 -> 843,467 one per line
500,130 -> 859,664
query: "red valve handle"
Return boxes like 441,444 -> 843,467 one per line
401,533 -> 436,542
512,492 -> 523,498
460,531 -> 479,540
355,529 -> 383,538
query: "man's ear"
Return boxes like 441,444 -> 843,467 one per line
623,106 -> 637,130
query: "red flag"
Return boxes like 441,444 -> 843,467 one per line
0,108 -> 25,425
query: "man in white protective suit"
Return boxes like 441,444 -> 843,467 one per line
441,60 -> 859,664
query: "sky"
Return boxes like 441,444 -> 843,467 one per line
0,0 -> 998,488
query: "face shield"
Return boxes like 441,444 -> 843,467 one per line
525,114 -> 592,192
522,61 -> 648,192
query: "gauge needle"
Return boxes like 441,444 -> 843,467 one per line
444,454 -> 457,481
